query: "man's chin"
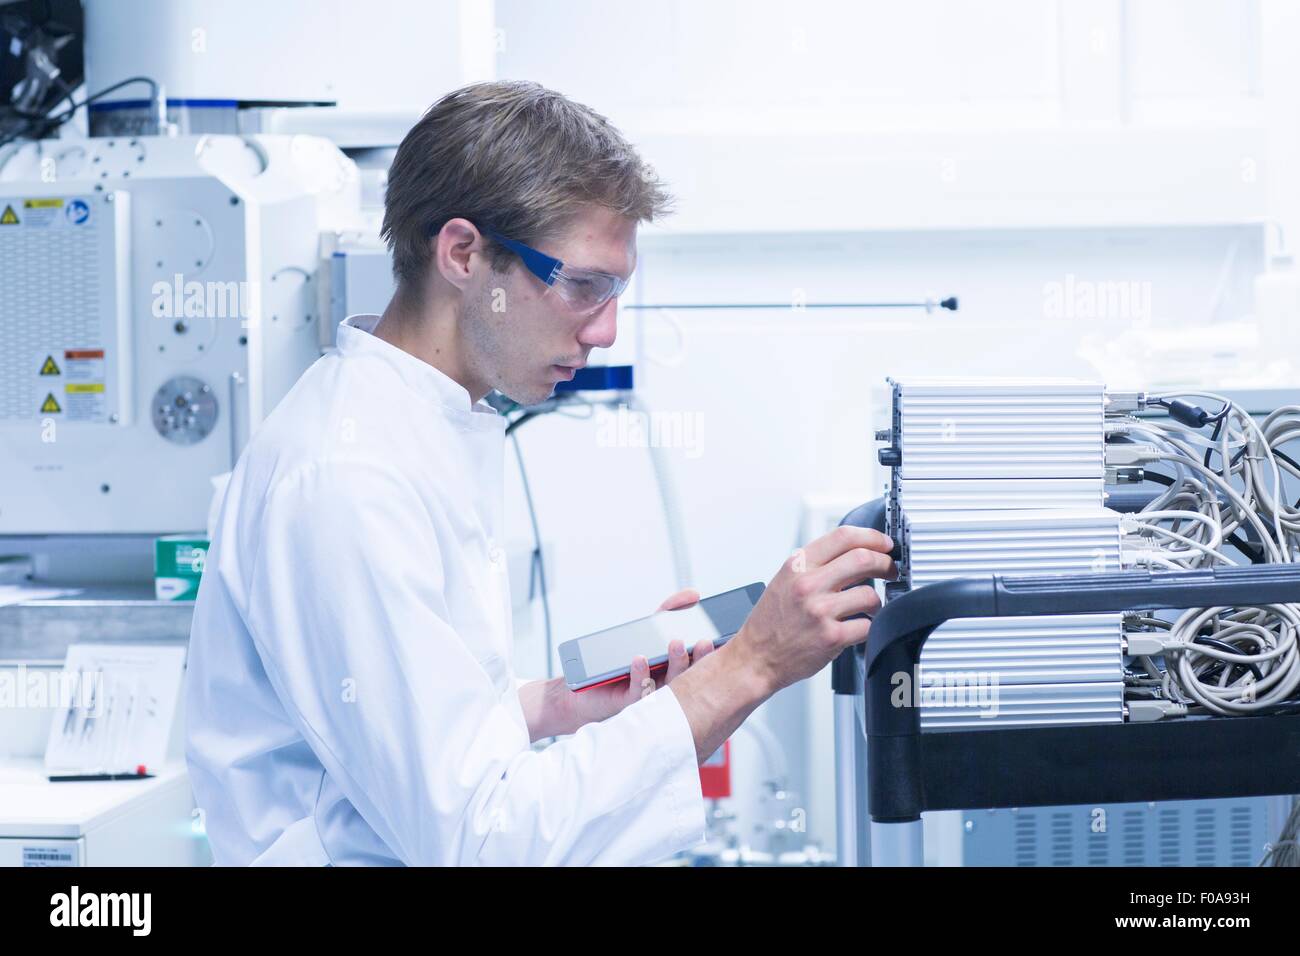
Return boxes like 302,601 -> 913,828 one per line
498,383 -> 555,408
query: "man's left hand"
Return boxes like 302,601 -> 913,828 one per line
560,587 -> 716,730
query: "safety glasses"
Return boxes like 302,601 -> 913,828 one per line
483,229 -> 628,314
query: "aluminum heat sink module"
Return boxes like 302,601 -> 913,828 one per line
879,377 -> 1106,481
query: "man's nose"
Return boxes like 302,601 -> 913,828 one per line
577,299 -> 618,350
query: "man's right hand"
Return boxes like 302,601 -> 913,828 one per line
664,525 -> 897,764
729,526 -> 897,694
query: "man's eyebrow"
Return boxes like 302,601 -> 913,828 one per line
567,257 -> 634,279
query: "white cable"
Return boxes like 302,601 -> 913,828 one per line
1160,391 -> 1289,558
1129,524 -> 1231,567
1117,396 -> 1300,716
1165,604 -> 1300,715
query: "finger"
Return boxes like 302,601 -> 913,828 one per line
798,526 -> 894,571
658,639 -> 713,690
814,547 -> 897,592
663,640 -> 690,683
826,583 -> 883,620
657,588 -> 701,612
836,616 -> 872,647
690,639 -> 716,663
627,655 -> 654,704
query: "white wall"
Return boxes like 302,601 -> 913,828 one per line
493,0 -> 1300,855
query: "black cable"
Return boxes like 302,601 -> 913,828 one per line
1273,447 -> 1300,475
1225,442 -> 1294,471
1226,444 -> 1300,471
504,411 -> 538,437
1191,635 -> 1264,682
1228,533 -> 1269,565
1149,396 -> 1230,429
0,75 -> 159,149
1203,417 -> 1224,469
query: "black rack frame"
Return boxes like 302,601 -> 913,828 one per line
833,498 -> 1300,865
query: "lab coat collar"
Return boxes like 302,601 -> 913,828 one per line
337,314 -> 500,420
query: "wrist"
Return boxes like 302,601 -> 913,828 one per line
543,676 -> 582,736
716,632 -> 780,702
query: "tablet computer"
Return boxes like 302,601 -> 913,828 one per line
558,583 -> 765,691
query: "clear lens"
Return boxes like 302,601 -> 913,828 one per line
554,269 -> 626,313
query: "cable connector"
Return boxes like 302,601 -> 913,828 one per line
1124,633 -> 1167,656
1104,442 -> 1161,467
1121,547 -> 1169,571
1119,515 -> 1145,535
1125,699 -> 1188,722
1104,390 -> 1146,414
1105,466 -> 1145,485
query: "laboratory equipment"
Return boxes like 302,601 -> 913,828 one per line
0,132 -> 361,535
835,376 -> 1300,866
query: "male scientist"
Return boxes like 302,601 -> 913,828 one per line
185,80 -> 894,866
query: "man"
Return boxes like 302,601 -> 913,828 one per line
185,80 -> 894,866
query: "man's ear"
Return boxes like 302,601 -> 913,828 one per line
432,218 -> 486,291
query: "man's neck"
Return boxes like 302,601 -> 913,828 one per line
371,290 -> 489,403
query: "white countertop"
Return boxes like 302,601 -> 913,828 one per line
0,758 -> 190,838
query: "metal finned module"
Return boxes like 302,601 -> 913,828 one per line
884,377 -> 1107,480
917,614 -> 1125,728
888,475 -> 1108,556
920,614 -> 1125,687
874,378 -> 1178,734
894,476 -> 1105,513
879,381 -> 1125,733
900,507 -> 1128,730
918,681 -> 1125,731
904,508 -> 1123,587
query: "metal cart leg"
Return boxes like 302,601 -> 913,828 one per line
870,820 -> 923,866
834,693 -> 871,866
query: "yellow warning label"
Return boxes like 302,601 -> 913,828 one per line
40,393 -> 61,414
0,205 -> 17,225
39,355 -> 60,376
23,198 -> 62,209
64,383 -> 104,394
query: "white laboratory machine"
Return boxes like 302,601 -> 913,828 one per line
0,132 -> 360,534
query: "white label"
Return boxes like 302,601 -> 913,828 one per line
23,845 -> 76,867
62,349 -> 107,422
0,197 -> 92,229
32,349 -> 108,422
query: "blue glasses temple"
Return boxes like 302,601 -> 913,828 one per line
483,230 -> 561,286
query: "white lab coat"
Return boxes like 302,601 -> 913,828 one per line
185,314 -> 705,866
